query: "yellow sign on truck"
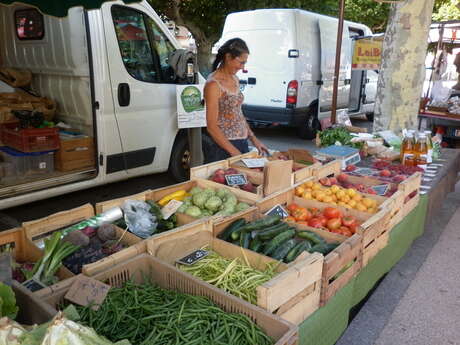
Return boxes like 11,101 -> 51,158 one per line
352,38 -> 383,70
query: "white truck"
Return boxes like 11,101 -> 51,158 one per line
0,0 -> 198,209
214,9 -> 378,139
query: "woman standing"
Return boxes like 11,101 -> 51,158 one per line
203,38 -> 269,163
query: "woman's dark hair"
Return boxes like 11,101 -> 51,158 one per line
212,38 -> 249,72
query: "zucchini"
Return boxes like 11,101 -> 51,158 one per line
249,237 -> 263,252
310,242 -> 340,255
257,223 -> 290,241
297,231 -> 326,245
231,215 -> 281,240
272,239 -> 297,261
240,232 -> 251,249
218,218 -> 246,241
285,240 -> 312,263
263,229 -> 296,256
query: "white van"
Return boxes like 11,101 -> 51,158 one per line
214,9 -> 378,139
0,0 -> 199,209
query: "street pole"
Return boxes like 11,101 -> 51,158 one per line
188,128 -> 203,168
331,0 -> 346,125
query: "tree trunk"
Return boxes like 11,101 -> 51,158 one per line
195,38 -> 214,78
373,0 -> 435,133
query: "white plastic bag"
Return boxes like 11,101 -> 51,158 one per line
121,200 -> 157,239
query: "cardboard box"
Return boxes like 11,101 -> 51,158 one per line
54,136 -> 95,172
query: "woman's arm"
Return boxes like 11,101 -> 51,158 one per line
245,121 -> 269,155
204,81 -> 241,156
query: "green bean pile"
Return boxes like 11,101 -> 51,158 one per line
76,280 -> 274,345
178,250 -> 278,304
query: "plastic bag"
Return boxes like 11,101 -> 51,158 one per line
121,200 -> 157,239
430,81 -> 452,106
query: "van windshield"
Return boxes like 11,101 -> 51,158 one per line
227,30 -> 290,73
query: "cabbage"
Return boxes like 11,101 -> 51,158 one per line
202,188 -> 215,198
200,209 -> 212,217
189,187 -> 203,195
204,196 -> 223,212
0,317 -> 25,345
192,193 -> 209,208
216,188 -> 229,199
185,206 -> 202,218
223,194 -> 237,207
177,203 -> 188,213
235,202 -> 250,213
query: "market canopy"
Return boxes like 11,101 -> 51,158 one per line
0,0 -> 141,17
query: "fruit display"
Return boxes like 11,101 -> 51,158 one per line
319,173 -> 398,197
209,168 -> 257,193
346,160 -> 424,184
176,186 -> 251,218
296,180 -> 379,213
218,215 -> 340,262
285,204 -> 359,237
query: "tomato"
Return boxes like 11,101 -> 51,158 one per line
348,223 -> 358,234
308,207 -> 321,218
287,203 -> 300,214
323,207 -> 342,220
285,216 -> 296,223
326,218 -> 342,231
339,226 -> 353,237
292,207 -> 311,222
308,218 -> 323,228
317,215 -> 328,226
342,215 -> 357,228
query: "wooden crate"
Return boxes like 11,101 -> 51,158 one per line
22,204 -> 143,276
54,136 -> 95,172
228,151 -> 321,186
147,221 -> 323,325
41,254 -> 299,345
95,179 -> 258,226
0,227 -> 73,293
190,159 -> 264,198
213,209 -> 323,324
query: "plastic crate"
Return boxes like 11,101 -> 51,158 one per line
0,146 -> 54,178
1,122 -> 60,152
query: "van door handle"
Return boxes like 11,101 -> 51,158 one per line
248,77 -> 256,85
118,83 -> 130,107
344,79 -> 351,85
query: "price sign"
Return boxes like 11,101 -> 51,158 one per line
265,204 -> 289,219
161,199 -> 183,219
353,168 -> 375,176
241,158 -> 268,168
371,184 -> 390,196
225,174 -> 248,186
177,249 -> 209,266
65,275 -> 111,310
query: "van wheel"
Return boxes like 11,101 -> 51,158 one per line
366,113 -> 374,122
169,135 -> 190,182
297,111 -> 321,140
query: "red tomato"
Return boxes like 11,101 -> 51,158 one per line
308,207 -> 321,218
348,223 -> 358,234
323,207 -> 342,220
317,215 -> 328,227
308,218 -> 323,228
342,215 -> 357,227
287,203 -> 299,213
327,218 -> 342,231
339,226 -> 353,237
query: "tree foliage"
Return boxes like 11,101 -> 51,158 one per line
432,0 -> 460,21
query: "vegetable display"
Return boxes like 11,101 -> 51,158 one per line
177,187 -> 250,218
219,215 -> 339,262
75,280 -> 274,345
318,127 -> 363,149
178,249 -> 277,304
210,168 -> 257,193
0,283 -> 18,319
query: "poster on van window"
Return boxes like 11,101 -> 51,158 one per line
177,84 -> 207,128
352,39 -> 383,70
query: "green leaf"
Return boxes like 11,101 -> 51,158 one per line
0,282 -> 18,319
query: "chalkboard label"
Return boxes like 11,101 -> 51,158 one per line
354,168 -> 375,176
177,249 -> 209,266
225,174 -> 248,186
265,204 -> 289,219
371,184 -> 390,196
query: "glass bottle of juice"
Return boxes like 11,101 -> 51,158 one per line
402,132 -> 415,166
424,130 -> 433,164
415,133 -> 428,170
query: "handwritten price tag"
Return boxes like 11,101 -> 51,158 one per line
65,275 -> 111,310
161,199 -> 183,219
225,174 -> 248,186
241,158 -> 268,168
265,204 -> 289,219
177,249 -> 209,266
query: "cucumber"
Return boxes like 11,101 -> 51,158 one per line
219,218 -> 246,241
257,223 -> 290,241
263,229 -> 296,256
310,242 -> 340,255
297,231 -> 326,245
272,239 -> 297,261
285,240 -> 312,263
240,232 -> 251,249
231,215 -> 281,240
249,237 -> 263,252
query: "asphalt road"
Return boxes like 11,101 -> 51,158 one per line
0,116 -> 372,229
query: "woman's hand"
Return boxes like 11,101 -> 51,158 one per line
251,136 -> 269,156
